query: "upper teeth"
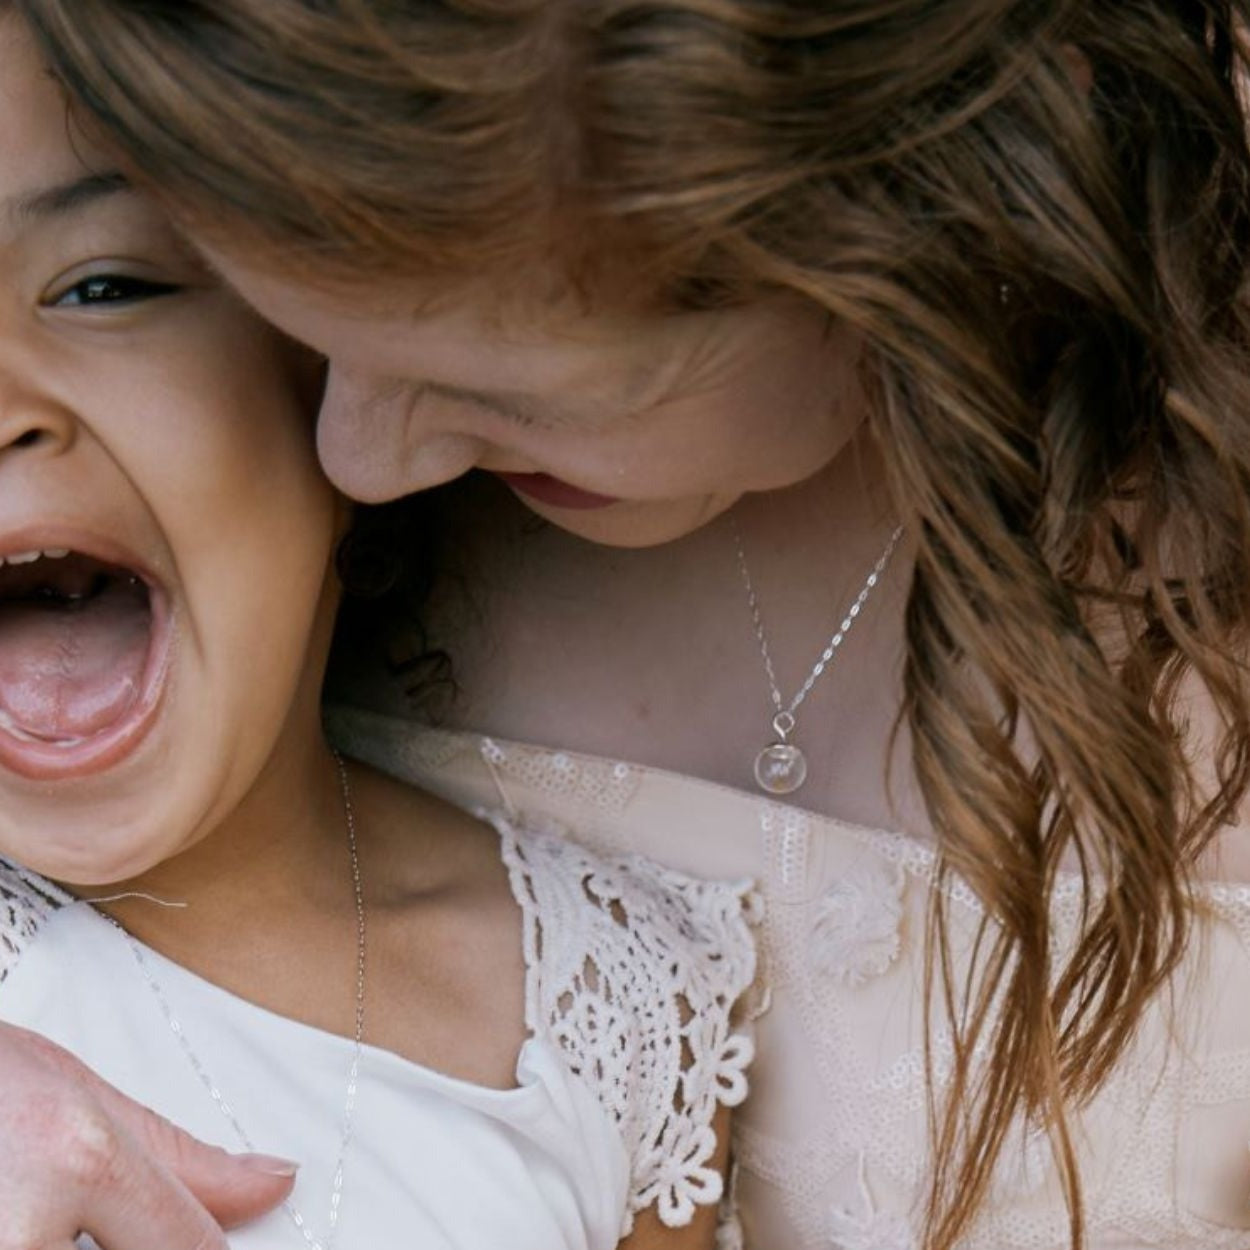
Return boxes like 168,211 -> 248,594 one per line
1,548 -> 70,566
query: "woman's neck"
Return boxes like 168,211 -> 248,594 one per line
362,432 -> 930,835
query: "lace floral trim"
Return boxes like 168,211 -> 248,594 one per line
0,859 -> 70,983
495,817 -> 760,1235
809,860 -> 905,987
1203,883 -> 1250,952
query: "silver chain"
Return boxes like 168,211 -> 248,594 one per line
108,750 -> 366,1250
732,520 -> 904,740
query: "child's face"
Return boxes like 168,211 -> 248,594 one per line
0,16 -> 341,884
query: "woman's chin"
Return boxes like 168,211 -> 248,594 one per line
521,492 -> 741,548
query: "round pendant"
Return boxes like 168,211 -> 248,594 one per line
754,742 -> 808,795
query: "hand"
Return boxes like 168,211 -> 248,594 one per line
0,1023 -> 296,1250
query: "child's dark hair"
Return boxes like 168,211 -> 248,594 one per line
329,486 -> 456,716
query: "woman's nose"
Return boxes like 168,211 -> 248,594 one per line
317,364 -> 484,501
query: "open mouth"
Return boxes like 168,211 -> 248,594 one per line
0,545 -> 172,778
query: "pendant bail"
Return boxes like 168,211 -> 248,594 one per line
772,710 -> 797,741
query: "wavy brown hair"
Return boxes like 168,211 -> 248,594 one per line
18,1 -> 1250,1244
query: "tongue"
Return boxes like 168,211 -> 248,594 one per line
0,581 -> 151,741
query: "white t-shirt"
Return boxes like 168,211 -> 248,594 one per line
0,817 -> 758,1249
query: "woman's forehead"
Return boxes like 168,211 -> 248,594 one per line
201,235 -> 701,372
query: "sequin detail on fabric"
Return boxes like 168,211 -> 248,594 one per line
495,819 -> 759,1235
482,738 -> 642,813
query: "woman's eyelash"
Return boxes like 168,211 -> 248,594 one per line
495,405 -> 538,428
52,274 -> 182,308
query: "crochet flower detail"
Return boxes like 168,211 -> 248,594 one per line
703,1030 -> 754,1107
497,820 -> 759,1236
635,1103 -> 724,1227
0,859 -> 69,982
809,860 -> 905,987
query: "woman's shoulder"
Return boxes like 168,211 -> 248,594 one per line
491,812 -> 761,1233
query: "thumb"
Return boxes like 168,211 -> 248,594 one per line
91,1077 -> 298,1229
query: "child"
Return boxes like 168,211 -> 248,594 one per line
0,16 -> 755,1250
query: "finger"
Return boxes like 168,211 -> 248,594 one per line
0,1025 -> 293,1246
85,1080 -> 297,1230
0,1100 -> 229,1250
65,1114 -> 232,1250
28,1033 -> 296,1230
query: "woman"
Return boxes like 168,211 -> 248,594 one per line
6,1 -> 1250,1247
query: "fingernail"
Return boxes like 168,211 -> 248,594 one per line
238,1153 -> 300,1177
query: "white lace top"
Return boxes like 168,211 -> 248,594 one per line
0,816 -> 757,1249
325,706 -> 1250,1250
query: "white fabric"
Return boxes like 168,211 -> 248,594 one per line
0,818 -> 757,1250
325,707 -> 1250,1250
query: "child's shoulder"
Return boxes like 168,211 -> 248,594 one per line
494,812 -> 760,1009
358,763 -> 761,1233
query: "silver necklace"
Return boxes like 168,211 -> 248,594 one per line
105,751 -> 366,1250
733,521 -> 904,795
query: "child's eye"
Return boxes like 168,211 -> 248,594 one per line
51,273 -> 182,308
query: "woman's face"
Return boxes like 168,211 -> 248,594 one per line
204,254 -> 870,547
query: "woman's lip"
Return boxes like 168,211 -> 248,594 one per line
492,472 -> 621,511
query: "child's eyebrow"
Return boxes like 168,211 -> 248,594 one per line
4,170 -> 131,228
